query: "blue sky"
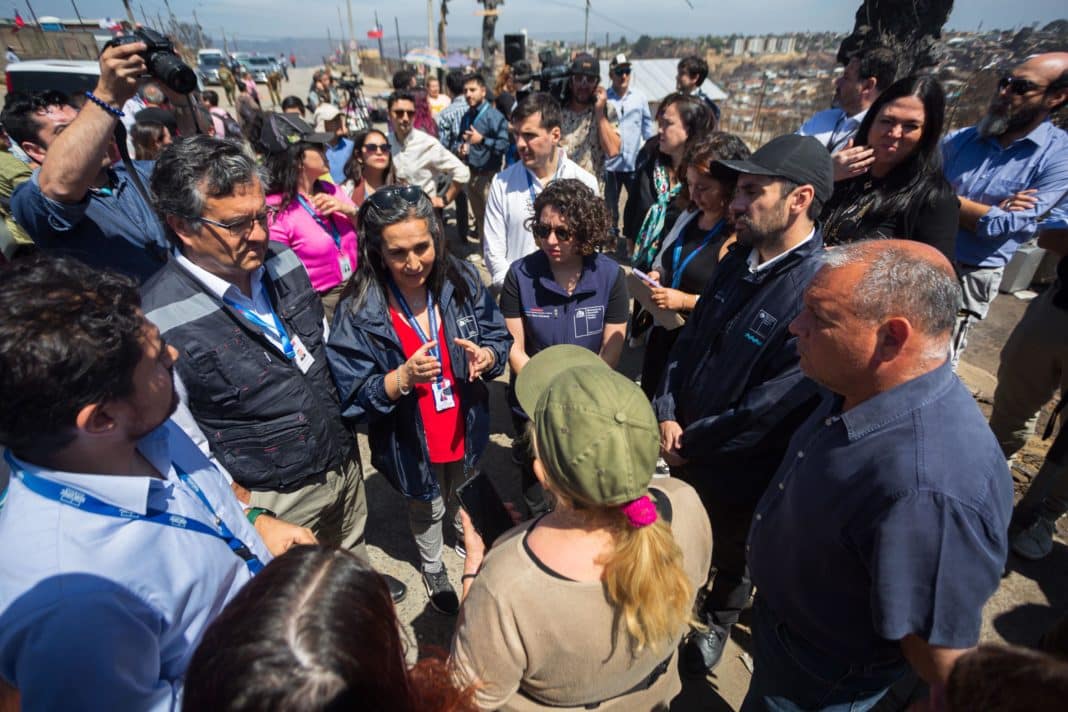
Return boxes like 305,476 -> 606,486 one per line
22,0 -> 1068,42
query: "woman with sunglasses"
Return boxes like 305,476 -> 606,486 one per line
821,75 -> 959,260
500,179 -> 628,514
263,113 -> 360,322
341,129 -> 398,209
327,186 -> 510,616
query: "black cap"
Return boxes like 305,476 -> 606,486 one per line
716,134 -> 834,203
259,112 -> 334,155
512,59 -> 533,83
569,53 -> 599,78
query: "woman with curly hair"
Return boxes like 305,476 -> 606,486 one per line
500,178 -> 629,513
183,546 -> 478,711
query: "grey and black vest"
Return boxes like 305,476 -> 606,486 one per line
142,245 -> 354,491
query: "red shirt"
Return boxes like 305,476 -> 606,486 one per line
390,306 -> 465,464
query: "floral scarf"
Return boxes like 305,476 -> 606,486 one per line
632,164 -> 680,271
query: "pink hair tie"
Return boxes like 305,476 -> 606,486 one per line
620,495 -> 658,528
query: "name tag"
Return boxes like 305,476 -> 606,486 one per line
432,377 -> 456,412
290,334 -> 315,373
339,255 -> 354,280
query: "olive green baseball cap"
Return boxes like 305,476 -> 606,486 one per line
515,345 -> 658,506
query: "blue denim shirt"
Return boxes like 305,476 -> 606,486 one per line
942,121 -> 1068,267
11,161 -> 168,282
748,362 -> 1012,664
605,87 -> 654,173
326,137 -> 355,184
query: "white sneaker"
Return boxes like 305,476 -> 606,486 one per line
653,457 -> 671,478
1012,517 -> 1057,560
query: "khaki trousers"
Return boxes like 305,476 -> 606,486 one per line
249,453 -> 367,559
466,172 -> 495,244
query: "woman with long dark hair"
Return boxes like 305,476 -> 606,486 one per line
183,546 -> 477,711
340,128 -> 398,209
625,93 -> 712,270
263,113 -> 360,321
820,75 -> 959,260
327,186 -> 510,617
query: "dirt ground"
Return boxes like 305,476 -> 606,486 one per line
243,67 -> 1068,708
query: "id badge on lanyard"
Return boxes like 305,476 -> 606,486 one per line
389,281 -> 456,412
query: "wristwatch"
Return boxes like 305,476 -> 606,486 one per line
245,506 -> 276,525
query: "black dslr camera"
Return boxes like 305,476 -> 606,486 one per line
105,28 -> 198,94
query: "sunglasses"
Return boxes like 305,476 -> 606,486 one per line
363,141 -> 391,153
197,207 -> 278,239
572,74 -> 599,86
997,76 -> 1048,96
531,223 -> 574,242
391,108 -> 415,118
612,67 -> 632,76
365,185 -> 425,212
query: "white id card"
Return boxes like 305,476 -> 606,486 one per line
432,377 -> 456,412
290,334 -> 315,373
339,254 -> 354,280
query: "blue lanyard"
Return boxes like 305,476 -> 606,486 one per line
387,281 -> 443,374
670,218 -> 725,290
462,101 -> 490,134
3,451 -> 264,575
295,193 -> 343,251
525,156 -> 566,206
223,291 -> 295,359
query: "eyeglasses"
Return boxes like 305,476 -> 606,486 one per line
572,74 -> 598,86
365,185 -> 426,212
390,108 -> 415,118
197,207 -> 277,239
362,141 -> 391,153
531,223 -> 574,242
997,76 -> 1048,96
612,67 -> 632,77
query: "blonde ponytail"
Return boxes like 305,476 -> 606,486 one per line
600,507 -> 693,653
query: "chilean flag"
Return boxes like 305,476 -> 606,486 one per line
13,10 -> 25,30
366,26 -> 383,39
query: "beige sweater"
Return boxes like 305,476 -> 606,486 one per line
451,477 -> 712,711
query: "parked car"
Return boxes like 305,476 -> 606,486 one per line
5,59 -> 99,100
240,56 -> 275,83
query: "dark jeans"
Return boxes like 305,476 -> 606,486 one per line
676,464 -> 756,630
740,599 -> 907,712
604,170 -> 635,237
508,379 -> 548,517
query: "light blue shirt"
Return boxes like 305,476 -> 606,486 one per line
326,137 -> 355,184
943,121 -> 1068,268
605,87 -> 654,173
0,420 -> 271,711
797,107 -> 867,154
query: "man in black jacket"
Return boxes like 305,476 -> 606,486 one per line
140,134 -> 407,601
653,134 -> 832,675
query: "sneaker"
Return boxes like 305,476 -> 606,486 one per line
454,542 -> 467,559
383,574 -> 407,604
1012,517 -> 1057,560
422,566 -> 460,615
654,457 -> 671,478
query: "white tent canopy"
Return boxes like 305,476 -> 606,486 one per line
598,58 -> 728,104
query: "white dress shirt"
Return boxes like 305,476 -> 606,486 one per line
797,108 -> 868,154
482,151 -> 598,288
388,127 -> 470,197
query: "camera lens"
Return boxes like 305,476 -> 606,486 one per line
149,51 -> 198,94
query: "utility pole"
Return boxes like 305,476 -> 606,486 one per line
583,0 -> 590,52
121,0 -> 135,25
374,10 -> 385,59
326,26 -> 334,61
346,0 -> 359,73
69,0 -> 84,26
192,9 -> 204,48
437,0 -> 448,59
426,0 -> 433,48
337,6 -> 347,50
222,30 -> 228,55
139,3 -> 148,27
394,16 -> 402,59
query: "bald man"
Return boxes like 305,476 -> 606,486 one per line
743,240 -> 1013,712
943,52 -> 1068,365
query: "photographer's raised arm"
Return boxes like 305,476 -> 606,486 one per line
37,43 -> 146,203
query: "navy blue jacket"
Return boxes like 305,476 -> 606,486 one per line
458,100 -> 510,173
653,232 -> 825,502
327,260 -> 511,500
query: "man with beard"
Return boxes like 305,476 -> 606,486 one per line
140,136 -> 406,603
0,256 -> 310,709
653,134 -> 831,675
559,53 -> 620,192
943,52 -> 1068,365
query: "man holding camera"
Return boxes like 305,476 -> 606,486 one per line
7,39 -> 196,282
560,53 -> 620,193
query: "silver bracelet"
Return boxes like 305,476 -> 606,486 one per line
395,366 -> 411,396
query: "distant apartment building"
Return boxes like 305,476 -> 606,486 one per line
731,35 -> 797,56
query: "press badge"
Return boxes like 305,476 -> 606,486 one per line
290,334 -> 315,373
339,255 -> 354,280
432,377 -> 456,412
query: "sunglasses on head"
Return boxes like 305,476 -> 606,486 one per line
391,108 -> 415,118
998,75 -> 1048,96
365,185 -> 425,212
363,141 -> 391,153
612,67 -> 631,76
531,223 -> 574,242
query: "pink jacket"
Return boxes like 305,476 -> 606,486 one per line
267,182 -> 359,293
